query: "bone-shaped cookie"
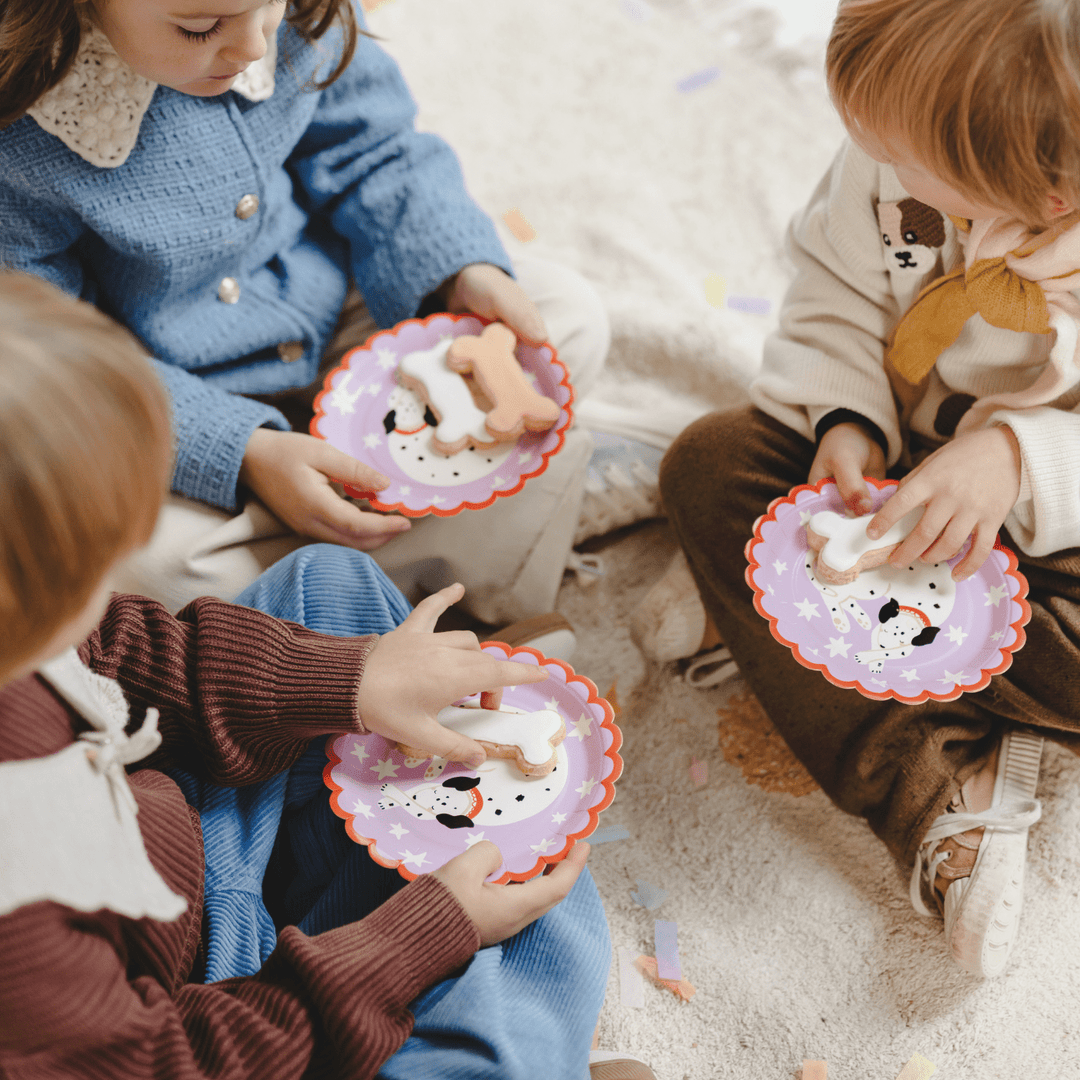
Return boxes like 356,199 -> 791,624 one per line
397,338 -> 499,455
446,324 -> 561,441
805,507 -> 924,585
397,705 -> 566,777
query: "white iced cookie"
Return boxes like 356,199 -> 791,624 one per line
398,705 -> 567,777
397,339 -> 498,455
806,507 -> 924,585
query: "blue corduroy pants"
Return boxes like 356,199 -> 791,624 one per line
167,545 -> 610,1080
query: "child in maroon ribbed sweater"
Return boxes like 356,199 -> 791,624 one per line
0,273 -> 606,1079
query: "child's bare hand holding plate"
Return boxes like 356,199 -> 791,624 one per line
866,425 -> 1022,580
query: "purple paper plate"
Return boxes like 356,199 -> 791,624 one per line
745,478 -> 1031,703
310,314 -> 573,517
324,644 -> 623,884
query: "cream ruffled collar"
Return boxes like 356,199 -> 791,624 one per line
26,22 -> 278,168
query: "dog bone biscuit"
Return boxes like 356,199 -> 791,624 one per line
397,338 -> 499,455
806,507 -> 923,585
397,705 -> 566,777
446,323 -> 561,441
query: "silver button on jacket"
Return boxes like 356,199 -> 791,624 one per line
235,194 -> 260,220
217,277 -> 240,304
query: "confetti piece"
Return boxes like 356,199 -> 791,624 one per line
629,879 -> 668,910
361,0 -> 394,9
704,273 -> 727,308
727,295 -> 772,315
894,1054 -> 936,1080
590,824 -> 631,844
689,756 -> 708,786
654,919 -> 682,980
676,66 -> 722,93
502,208 -> 536,243
802,1062 -> 828,1080
605,680 -> 621,717
620,0 -> 654,22
619,946 -> 646,1007
634,955 -> 697,1001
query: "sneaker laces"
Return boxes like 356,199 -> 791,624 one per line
575,434 -> 665,545
909,799 -> 1042,917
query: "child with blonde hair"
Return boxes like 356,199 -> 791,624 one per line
0,0 -> 608,639
0,273 -> 656,1080
653,0 -> 1080,977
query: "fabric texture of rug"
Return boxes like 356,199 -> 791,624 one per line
369,3 -> 1080,1076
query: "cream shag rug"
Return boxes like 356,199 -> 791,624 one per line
369,3 -> 1080,1077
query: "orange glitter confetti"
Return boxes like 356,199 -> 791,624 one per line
633,955 -> 696,1002
605,681 -> 621,717
802,1062 -> 828,1080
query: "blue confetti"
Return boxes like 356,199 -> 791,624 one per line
590,825 -> 632,845
727,295 -> 772,315
676,66 -> 722,93
630,880 -> 668,910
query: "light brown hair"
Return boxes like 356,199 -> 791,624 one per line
827,0 -> 1080,227
0,273 -> 172,681
0,0 -> 361,129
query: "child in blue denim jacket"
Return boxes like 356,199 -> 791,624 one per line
0,0 -> 608,628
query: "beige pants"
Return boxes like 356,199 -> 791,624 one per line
116,254 -> 609,623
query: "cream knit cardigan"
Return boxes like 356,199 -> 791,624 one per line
751,139 -> 1080,558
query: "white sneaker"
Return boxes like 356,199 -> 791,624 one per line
910,729 -> 1043,978
630,550 -> 708,662
574,433 -> 665,546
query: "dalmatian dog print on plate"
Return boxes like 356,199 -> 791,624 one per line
745,478 -> 1030,703
323,643 -> 622,884
310,313 -> 573,517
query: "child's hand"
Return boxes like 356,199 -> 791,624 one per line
240,429 -> 411,551
357,583 -> 549,764
432,839 -> 589,946
443,263 -> 548,346
866,426 -> 1022,580
808,421 -> 887,515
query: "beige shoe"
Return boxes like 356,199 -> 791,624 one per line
911,729 -> 1043,978
486,612 -> 577,663
589,1051 -> 658,1080
631,550 -> 710,662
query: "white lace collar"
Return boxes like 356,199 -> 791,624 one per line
0,648 -> 187,922
26,22 -> 278,169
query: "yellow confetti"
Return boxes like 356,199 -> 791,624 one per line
704,273 -> 727,308
802,1062 -> 828,1080
503,208 -> 537,243
894,1054 -> 936,1080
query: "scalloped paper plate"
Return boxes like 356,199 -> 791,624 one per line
745,478 -> 1030,703
323,643 -> 622,884
310,314 -> 573,517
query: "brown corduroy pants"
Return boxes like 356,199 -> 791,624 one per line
661,406 -> 1080,868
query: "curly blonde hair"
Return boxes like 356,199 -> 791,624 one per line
0,0 -> 361,129
827,0 -> 1080,227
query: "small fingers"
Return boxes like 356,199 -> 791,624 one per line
303,489 -> 412,548
952,525 -> 996,581
312,440 -> 390,490
397,584 -> 467,635
832,459 -> 874,516
455,839 -> 504,878
867,485 -> 921,542
886,504 -> 949,568
921,514 -> 976,566
409,717 -> 487,767
512,842 -> 589,913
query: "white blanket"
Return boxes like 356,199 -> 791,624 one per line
369,0 -> 844,444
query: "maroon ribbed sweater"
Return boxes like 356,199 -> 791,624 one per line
0,595 -> 480,1079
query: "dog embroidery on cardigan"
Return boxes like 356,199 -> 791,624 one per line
876,197 -> 946,274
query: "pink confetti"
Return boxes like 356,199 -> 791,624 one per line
689,756 -> 708,786
654,919 -> 682,980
